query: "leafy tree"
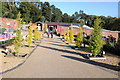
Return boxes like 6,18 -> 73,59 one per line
102,16 -> 116,30
2,2 -> 18,19
0,1 -> 2,17
43,24 -> 47,33
2,2 -> 119,31
13,29 -> 23,56
51,7 -> 62,22
33,28 -> 38,42
37,27 -> 42,39
86,16 -> 93,27
33,27 -> 41,42
64,32 -> 66,40
69,25 -> 74,43
13,12 -> 23,56
42,2 -> 52,22
19,2 -> 42,23
110,18 -> 120,31
27,23 -> 33,47
16,12 -> 22,28
79,19 -> 85,25
40,16 -> 45,22
89,18 -> 103,57
62,13 -> 71,23
76,27 -> 83,47
65,32 -> 69,41
79,10 -> 84,14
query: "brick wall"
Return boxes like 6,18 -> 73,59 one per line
60,26 -> 119,41
0,17 -> 18,30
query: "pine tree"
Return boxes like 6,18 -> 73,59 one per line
40,31 -> 43,39
13,12 -> 23,56
43,24 -> 47,33
13,29 -> 23,55
64,32 -> 66,40
76,27 -> 83,47
27,23 -> 33,47
69,24 -> 74,43
65,32 -> 69,41
37,30 -> 41,39
16,12 -> 22,28
33,28 -> 38,42
79,19 -> 85,25
89,18 -> 103,57
36,28 -> 41,41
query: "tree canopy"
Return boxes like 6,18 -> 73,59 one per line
1,2 -> 119,31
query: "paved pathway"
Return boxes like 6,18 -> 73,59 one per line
3,35 -> 119,78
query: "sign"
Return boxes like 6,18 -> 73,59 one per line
6,23 -> 10,25
0,22 -> 4,24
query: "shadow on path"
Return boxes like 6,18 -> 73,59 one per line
62,55 -> 120,72
39,45 -> 84,57
43,39 -> 62,44
39,45 -> 119,72
48,43 -> 70,48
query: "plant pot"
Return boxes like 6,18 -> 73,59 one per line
89,57 -> 106,60
65,41 -> 69,44
84,54 -> 106,60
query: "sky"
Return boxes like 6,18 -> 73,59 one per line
50,2 -> 118,17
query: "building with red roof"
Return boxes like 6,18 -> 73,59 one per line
0,17 -> 18,41
0,17 -> 18,30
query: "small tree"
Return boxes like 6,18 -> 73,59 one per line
40,31 -> 43,38
69,24 -> 74,43
76,27 -> 83,47
34,27 -> 41,42
64,32 -> 66,40
33,28 -> 38,42
38,30 -> 41,39
16,12 -> 22,28
40,16 -> 45,22
27,24 -> 33,47
79,19 -> 85,25
13,12 -> 23,56
89,18 -> 103,57
13,29 -> 23,56
44,24 -> 47,33
65,32 -> 69,41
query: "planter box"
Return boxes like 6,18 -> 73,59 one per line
89,57 -> 106,60
74,47 -> 84,50
75,47 -> 79,50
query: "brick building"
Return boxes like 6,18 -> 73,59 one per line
0,17 -> 18,41
36,22 -> 120,41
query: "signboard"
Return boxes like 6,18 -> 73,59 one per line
6,23 -> 10,25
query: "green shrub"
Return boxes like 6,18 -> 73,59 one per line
44,24 -> 47,33
13,12 -> 23,56
103,40 -> 120,56
13,29 -> 23,55
89,18 -> 103,57
65,32 -> 69,41
69,25 -> 74,43
27,25 -> 33,47
76,27 -> 83,47
33,28 -> 38,42
108,42 -> 114,48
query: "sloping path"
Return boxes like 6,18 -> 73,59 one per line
3,35 -> 118,78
